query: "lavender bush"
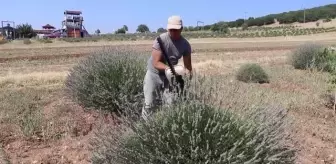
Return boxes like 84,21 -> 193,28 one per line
236,63 -> 270,84
90,75 -> 296,164
65,47 -> 148,115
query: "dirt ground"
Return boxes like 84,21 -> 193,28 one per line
0,34 -> 336,163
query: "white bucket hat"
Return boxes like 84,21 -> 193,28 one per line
167,15 -> 183,30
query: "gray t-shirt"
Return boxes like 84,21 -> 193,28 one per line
147,32 -> 191,74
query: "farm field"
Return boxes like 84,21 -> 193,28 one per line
0,33 -> 336,163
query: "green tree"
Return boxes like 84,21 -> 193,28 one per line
210,23 -> 229,33
16,23 -> 36,38
235,19 -> 245,27
157,27 -> 167,33
123,25 -> 128,32
95,29 -> 101,35
115,28 -> 126,34
210,23 -> 220,32
136,24 -> 150,33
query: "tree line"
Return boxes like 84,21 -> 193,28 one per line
0,23 -> 37,39
197,4 -> 336,32
244,4 -> 336,26
114,24 -> 164,34
116,4 -> 336,34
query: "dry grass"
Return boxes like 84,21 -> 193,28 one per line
0,58 -> 74,89
192,62 -> 334,164
0,87 -> 59,138
0,60 -> 72,141
0,146 -> 9,164
0,58 -> 78,77
0,38 -> 335,163
195,60 -> 328,112
0,71 -> 67,89
0,31 -> 336,51
0,85 -> 102,163
293,19 -> 336,28
0,33 -> 335,66
191,50 -> 290,75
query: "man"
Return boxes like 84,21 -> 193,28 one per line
142,15 -> 193,120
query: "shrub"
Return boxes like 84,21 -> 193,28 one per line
236,63 -> 270,83
321,48 -> 336,72
115,28 -> 126,34
323,48 -> 336,110
290,43 -> 336,72
64,48 -> 148,114
91,96 -> 295,164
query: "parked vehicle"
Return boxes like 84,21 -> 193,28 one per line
43,29 -> 64,38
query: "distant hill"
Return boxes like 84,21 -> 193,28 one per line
184,4 -> 336,32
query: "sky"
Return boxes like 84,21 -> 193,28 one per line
0,0 -> 335,34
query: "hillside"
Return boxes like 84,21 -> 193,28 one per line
262,18 -> 336,29
184,4 -> 336,32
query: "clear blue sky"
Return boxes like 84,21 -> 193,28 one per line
0,0 -> 334,34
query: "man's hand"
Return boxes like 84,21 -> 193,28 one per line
183,53 -> 192,80
165,67 -> 173,76
188,71 -> 193,80
184,68 -> 192,80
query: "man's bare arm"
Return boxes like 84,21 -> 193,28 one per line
183,53 -> 192,77
152,48 -> 169,71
